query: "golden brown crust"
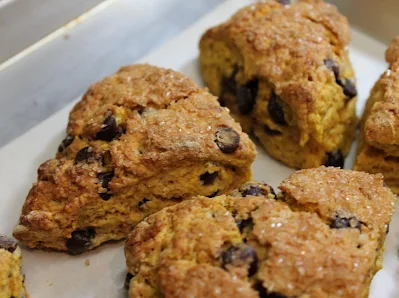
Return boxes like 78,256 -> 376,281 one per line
0,235 -> 26,298
199,0 -> 357,168
14,64 -> 256,252
363,63 -> 399,150
355,37 -> 399,193
125,169 -> 396,298
279,166 -> 396,241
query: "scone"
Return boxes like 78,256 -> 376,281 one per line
13,64 -> 256,254
0,235 -> 26,298
355,36 -> 399,194
199,0 -> 358,169
125,167 -> 396,298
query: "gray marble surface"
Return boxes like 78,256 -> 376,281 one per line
0,0 -> 225,148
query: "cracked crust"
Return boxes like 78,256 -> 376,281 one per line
355,37 -> 399,193
199,0 -> 357,168
0,235 -> 26,298
362,41 -> 399,151
13,64 -> 256,253
125,168 -> 396,298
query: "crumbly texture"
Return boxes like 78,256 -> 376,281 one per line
199,0 -> 358,169
355,36 -> 399,194
13,64 -> 256,253
124,167 -> 396,298
0,235 -> 26,298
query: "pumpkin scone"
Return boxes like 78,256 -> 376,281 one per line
199,0 -> 358,169
13,64 -> 256,254
355,36 -> 399,194
125,167 -> 396,298
0,235 -> 26,298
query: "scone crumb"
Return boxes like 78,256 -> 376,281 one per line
85,259 -> 90,266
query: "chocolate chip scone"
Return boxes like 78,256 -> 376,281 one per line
0,235 -> 26,298
13,64 -> 256,254
354,36 -> 399,194
125,167 -> 396,298
199,0 -> 358,169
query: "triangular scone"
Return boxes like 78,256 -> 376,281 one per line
125,168 -> 396,298
354,37 -> 399,194
199,0 -> 358,169
13,64 -> 256,254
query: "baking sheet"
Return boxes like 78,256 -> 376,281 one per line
0,0 -> 397,297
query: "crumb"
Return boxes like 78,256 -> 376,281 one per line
85,259 -> 90,266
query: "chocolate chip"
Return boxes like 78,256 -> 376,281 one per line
324,150 -> 344,168
219,68 -> 238,107
0,235 -> 18,253
208,191 -> 219,198
236,80 -> 258,115
96,115 -> 120,142
255,282 -> 268,298
58,135 -> 74,153
200,171 -> 219,185
97,172 -> 114,201
268,93 -> 287,125
337,78 -> 357,99
75,147 -> 93,164
236,218 -> 253,234
330,215 -> 361,230
138,198 -> 151,208
324,58 -> 340,79
221,244 -> 258,276
124,273 -> 134,290
66,228 -> 96,254
255,283 -> 287,298
267,184 -> 276,197
99,193 -> 112,200
264,125 -> 282,136
97,172 -> 114,189
278,0 -> 290,5
218,96 -> 226,107
386,224 -> 390,235
267,292 -> 287,298
215,127 -> 240,153
241,186 -> 266,197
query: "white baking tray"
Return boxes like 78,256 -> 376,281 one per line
0,0 -> 397,297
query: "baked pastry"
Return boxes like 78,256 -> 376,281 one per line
199,0 -> 358,169
13,64 -> 256,254
125,167 -> 396,298
354,36 -> 399,194
0,235 -> 26,298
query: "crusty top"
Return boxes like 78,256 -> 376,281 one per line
200,0 -> 353,145
125,173 -> 395,298
364,37 -> 399,151
65,64 -> 255,176
279,166 -> 396,238
16,64 -> 255,228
